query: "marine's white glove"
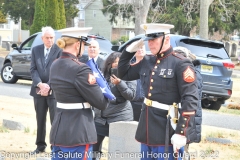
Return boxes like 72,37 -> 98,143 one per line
126,39 -> 144,53
171,134 -> 187,152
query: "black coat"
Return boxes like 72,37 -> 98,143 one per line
49,52 -> 109,147
118,47 -> 199,145
30,44 -> 62,98
94,79 -> 136,124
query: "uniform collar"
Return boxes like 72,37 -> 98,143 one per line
157,47 -> 173,59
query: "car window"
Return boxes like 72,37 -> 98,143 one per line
21,35 -> 37,50
179,39 -> 229,59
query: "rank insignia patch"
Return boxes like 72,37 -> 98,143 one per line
183,66 -> 195,82
88,73 -> 96,85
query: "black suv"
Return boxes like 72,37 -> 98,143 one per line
0,32 -> 112,84
113,34 -> 235,110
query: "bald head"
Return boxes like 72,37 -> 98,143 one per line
88,40 -> 100,58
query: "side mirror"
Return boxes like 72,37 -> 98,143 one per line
11,43 -> 18,49
111,45 -> 119,52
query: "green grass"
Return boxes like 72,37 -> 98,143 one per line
219,107 -> 240,115
24,126 -> 30,133
0,125 -> 9,133
204,107 -> 240,116
207,131 -> 225,138
198,145 -> 218,159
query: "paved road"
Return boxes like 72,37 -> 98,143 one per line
202,110 -> 240,130
0,80 -> 32,99
0,80 -> 240,130
0,57 -> 3,69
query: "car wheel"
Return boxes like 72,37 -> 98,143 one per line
208,101 -> 222,111
1,63 -> 18,83
201,99 -> 211,109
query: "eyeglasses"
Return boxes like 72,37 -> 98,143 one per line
146,32 -> 165,38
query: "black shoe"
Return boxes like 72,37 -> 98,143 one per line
29,148 -> 45,155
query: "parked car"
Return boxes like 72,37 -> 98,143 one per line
112,34 -> 235,110
0,32 -> 113,84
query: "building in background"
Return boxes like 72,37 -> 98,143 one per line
0,15 -> 29,44
76,0 -> 135,42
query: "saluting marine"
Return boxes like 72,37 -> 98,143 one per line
49,27 -> 109,160
118,23 -> 199,160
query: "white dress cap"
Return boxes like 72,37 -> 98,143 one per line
58,27 -> 92,39
140,23 -> 174,35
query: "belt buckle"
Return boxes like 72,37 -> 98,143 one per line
146,99 -> 152,106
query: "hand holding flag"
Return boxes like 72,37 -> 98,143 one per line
86,59 -> 116,100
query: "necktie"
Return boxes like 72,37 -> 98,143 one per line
45,48 -> 49,63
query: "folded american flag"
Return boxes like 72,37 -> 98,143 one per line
86,59 -> 116,100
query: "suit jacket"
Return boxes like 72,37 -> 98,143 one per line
30,44 -> 62,98
79,55 -> 104,71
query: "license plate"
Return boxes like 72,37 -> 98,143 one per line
201,65 -> 213,73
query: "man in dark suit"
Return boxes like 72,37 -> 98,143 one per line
29,26 -> 62,154
79,39 -> 104,70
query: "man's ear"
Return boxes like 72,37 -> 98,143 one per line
164,35 -> 170,45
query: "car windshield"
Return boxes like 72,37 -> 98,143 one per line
179,39 -> 229,59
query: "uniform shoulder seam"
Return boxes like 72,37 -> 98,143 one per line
72,59 -> 84,65
172,52 -> 186,60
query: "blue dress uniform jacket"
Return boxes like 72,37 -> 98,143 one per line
192,64 -> 203,143
118,47 -> 199,145
49,52 -> 109,147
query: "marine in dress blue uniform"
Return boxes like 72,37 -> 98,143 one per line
118,24 -> 199,160
49,27 -> 109,160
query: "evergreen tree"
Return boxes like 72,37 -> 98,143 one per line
46,0 -> 60,30
0,0 -> 6,23
30,0 -> 45,35
58,0 -> 66,29
64,0 -> 79,27
0,10 -> 6,23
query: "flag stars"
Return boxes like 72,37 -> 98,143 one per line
93,71 -> 100,78
100,87 -> 107,93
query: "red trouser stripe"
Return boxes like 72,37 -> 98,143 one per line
83,144 -> 89,160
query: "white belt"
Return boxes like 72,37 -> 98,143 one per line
144,98 -> 170,110
57,102 -> 91,109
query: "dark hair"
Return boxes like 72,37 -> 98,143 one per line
102,52 -> 122,79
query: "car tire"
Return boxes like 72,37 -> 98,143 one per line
208,101 -> 222,111
1,63 -> 18,83
201,100 -> 222,111
201,99 -> 211,109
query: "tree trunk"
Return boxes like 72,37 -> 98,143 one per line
134,0 -> 151,35
199,0 -> 214,39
